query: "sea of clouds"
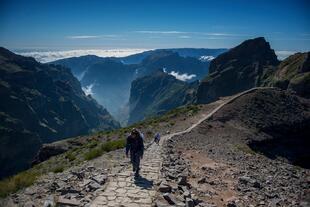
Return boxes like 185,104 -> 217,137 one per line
14,48 -> 296,63
15,49 -> 148,63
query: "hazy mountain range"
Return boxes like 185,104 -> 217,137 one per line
0,37 -> 309,179
51,48 -> 227,124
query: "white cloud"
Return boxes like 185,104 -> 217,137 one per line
82,83 -> 95,96
275,50 -> 296,60
200,32 -> 248,37
67,35 -> 100,39
168,71 -> 197,81
16,48 -> 149,63
199,55 -> 215,62
66,34 -> 121,39
135,30 -> 187,34
77,67 -> 89,81
134,31 -> 249,40
178,35 -> 191,39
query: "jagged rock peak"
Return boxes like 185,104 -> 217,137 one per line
209,37 -> 279,74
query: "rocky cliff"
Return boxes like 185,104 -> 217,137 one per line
263,52 -> 310,98
128,70 -> 198,124
0,47 -> 120,178
196,37 -> 279,103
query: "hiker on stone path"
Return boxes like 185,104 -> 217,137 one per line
126,128 -> 144,177
154,133 -> 160,144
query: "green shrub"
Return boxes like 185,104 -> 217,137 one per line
235,144 -> 255,155
83,138 -> 126,161
86,140 -> 98,149
101,138 -> 126,152
52,165 -> 64,173
65,152 -> 76,161
84,147 -> 103,160
0,170 -> 39,198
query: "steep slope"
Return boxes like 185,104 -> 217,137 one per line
263,52 -> 310,98
0,101 -> 211,204
79,59 -> 137,117
0,47 -> 119,179
165,88 -> 309,206
196,37 -> 279,103
128,70 -> 198,124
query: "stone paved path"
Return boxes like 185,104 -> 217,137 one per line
90,142 -> 162,207
90,87 -> 273,207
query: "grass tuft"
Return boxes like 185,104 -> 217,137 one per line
235,144 -> 256,155
84,138 -> 126,160
52,165 -> 65,173
0,171 -> 39,198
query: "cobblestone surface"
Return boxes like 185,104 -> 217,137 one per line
90,143 -> 162,207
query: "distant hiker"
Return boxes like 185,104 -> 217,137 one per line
126,128 -> 144,177
139,130 -> 145,140
154,133 -> 160,144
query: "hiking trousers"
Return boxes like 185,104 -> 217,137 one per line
130,152 -> 141,175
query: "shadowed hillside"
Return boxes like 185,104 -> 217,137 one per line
0,48 -> 120,179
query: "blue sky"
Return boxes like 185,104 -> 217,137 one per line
0,0 -> 309,51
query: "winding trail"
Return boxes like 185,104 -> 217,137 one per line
90,87 -> 272,207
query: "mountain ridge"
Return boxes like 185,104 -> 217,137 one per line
0,47 -> 120,178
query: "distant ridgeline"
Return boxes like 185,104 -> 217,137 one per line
128,37 -> 309,123
0,37 -> 309,179
51,48 -> 226,125
52,40 -> 309,125
0,47 -> 120,179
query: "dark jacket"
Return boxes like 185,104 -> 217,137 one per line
126,134 -> 144,156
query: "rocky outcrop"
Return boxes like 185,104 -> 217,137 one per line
0,161 -> 111,207
263,52 -> 310,98
162,88 -> 310,206
128,70 -> 198,124
196,37 -> 279,104
0,47 -> 120,178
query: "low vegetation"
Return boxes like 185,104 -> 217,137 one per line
0,104 -> 201,198
234,144 -> 256,155
0,171 -> 39,198
84,138 -> 126,160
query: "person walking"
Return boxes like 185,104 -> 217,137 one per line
154,133 -> 160,144
126,128 -> 144,177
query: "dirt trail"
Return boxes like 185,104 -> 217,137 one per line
90,87 -> 272,206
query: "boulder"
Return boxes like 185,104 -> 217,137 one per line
159,183 -> 172,193
163,193 -> 177,205
177,175 -> 188,186
57,197 -> 80,206
185,198 -> 195,207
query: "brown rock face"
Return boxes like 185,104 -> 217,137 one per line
196,37 -> 279,104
